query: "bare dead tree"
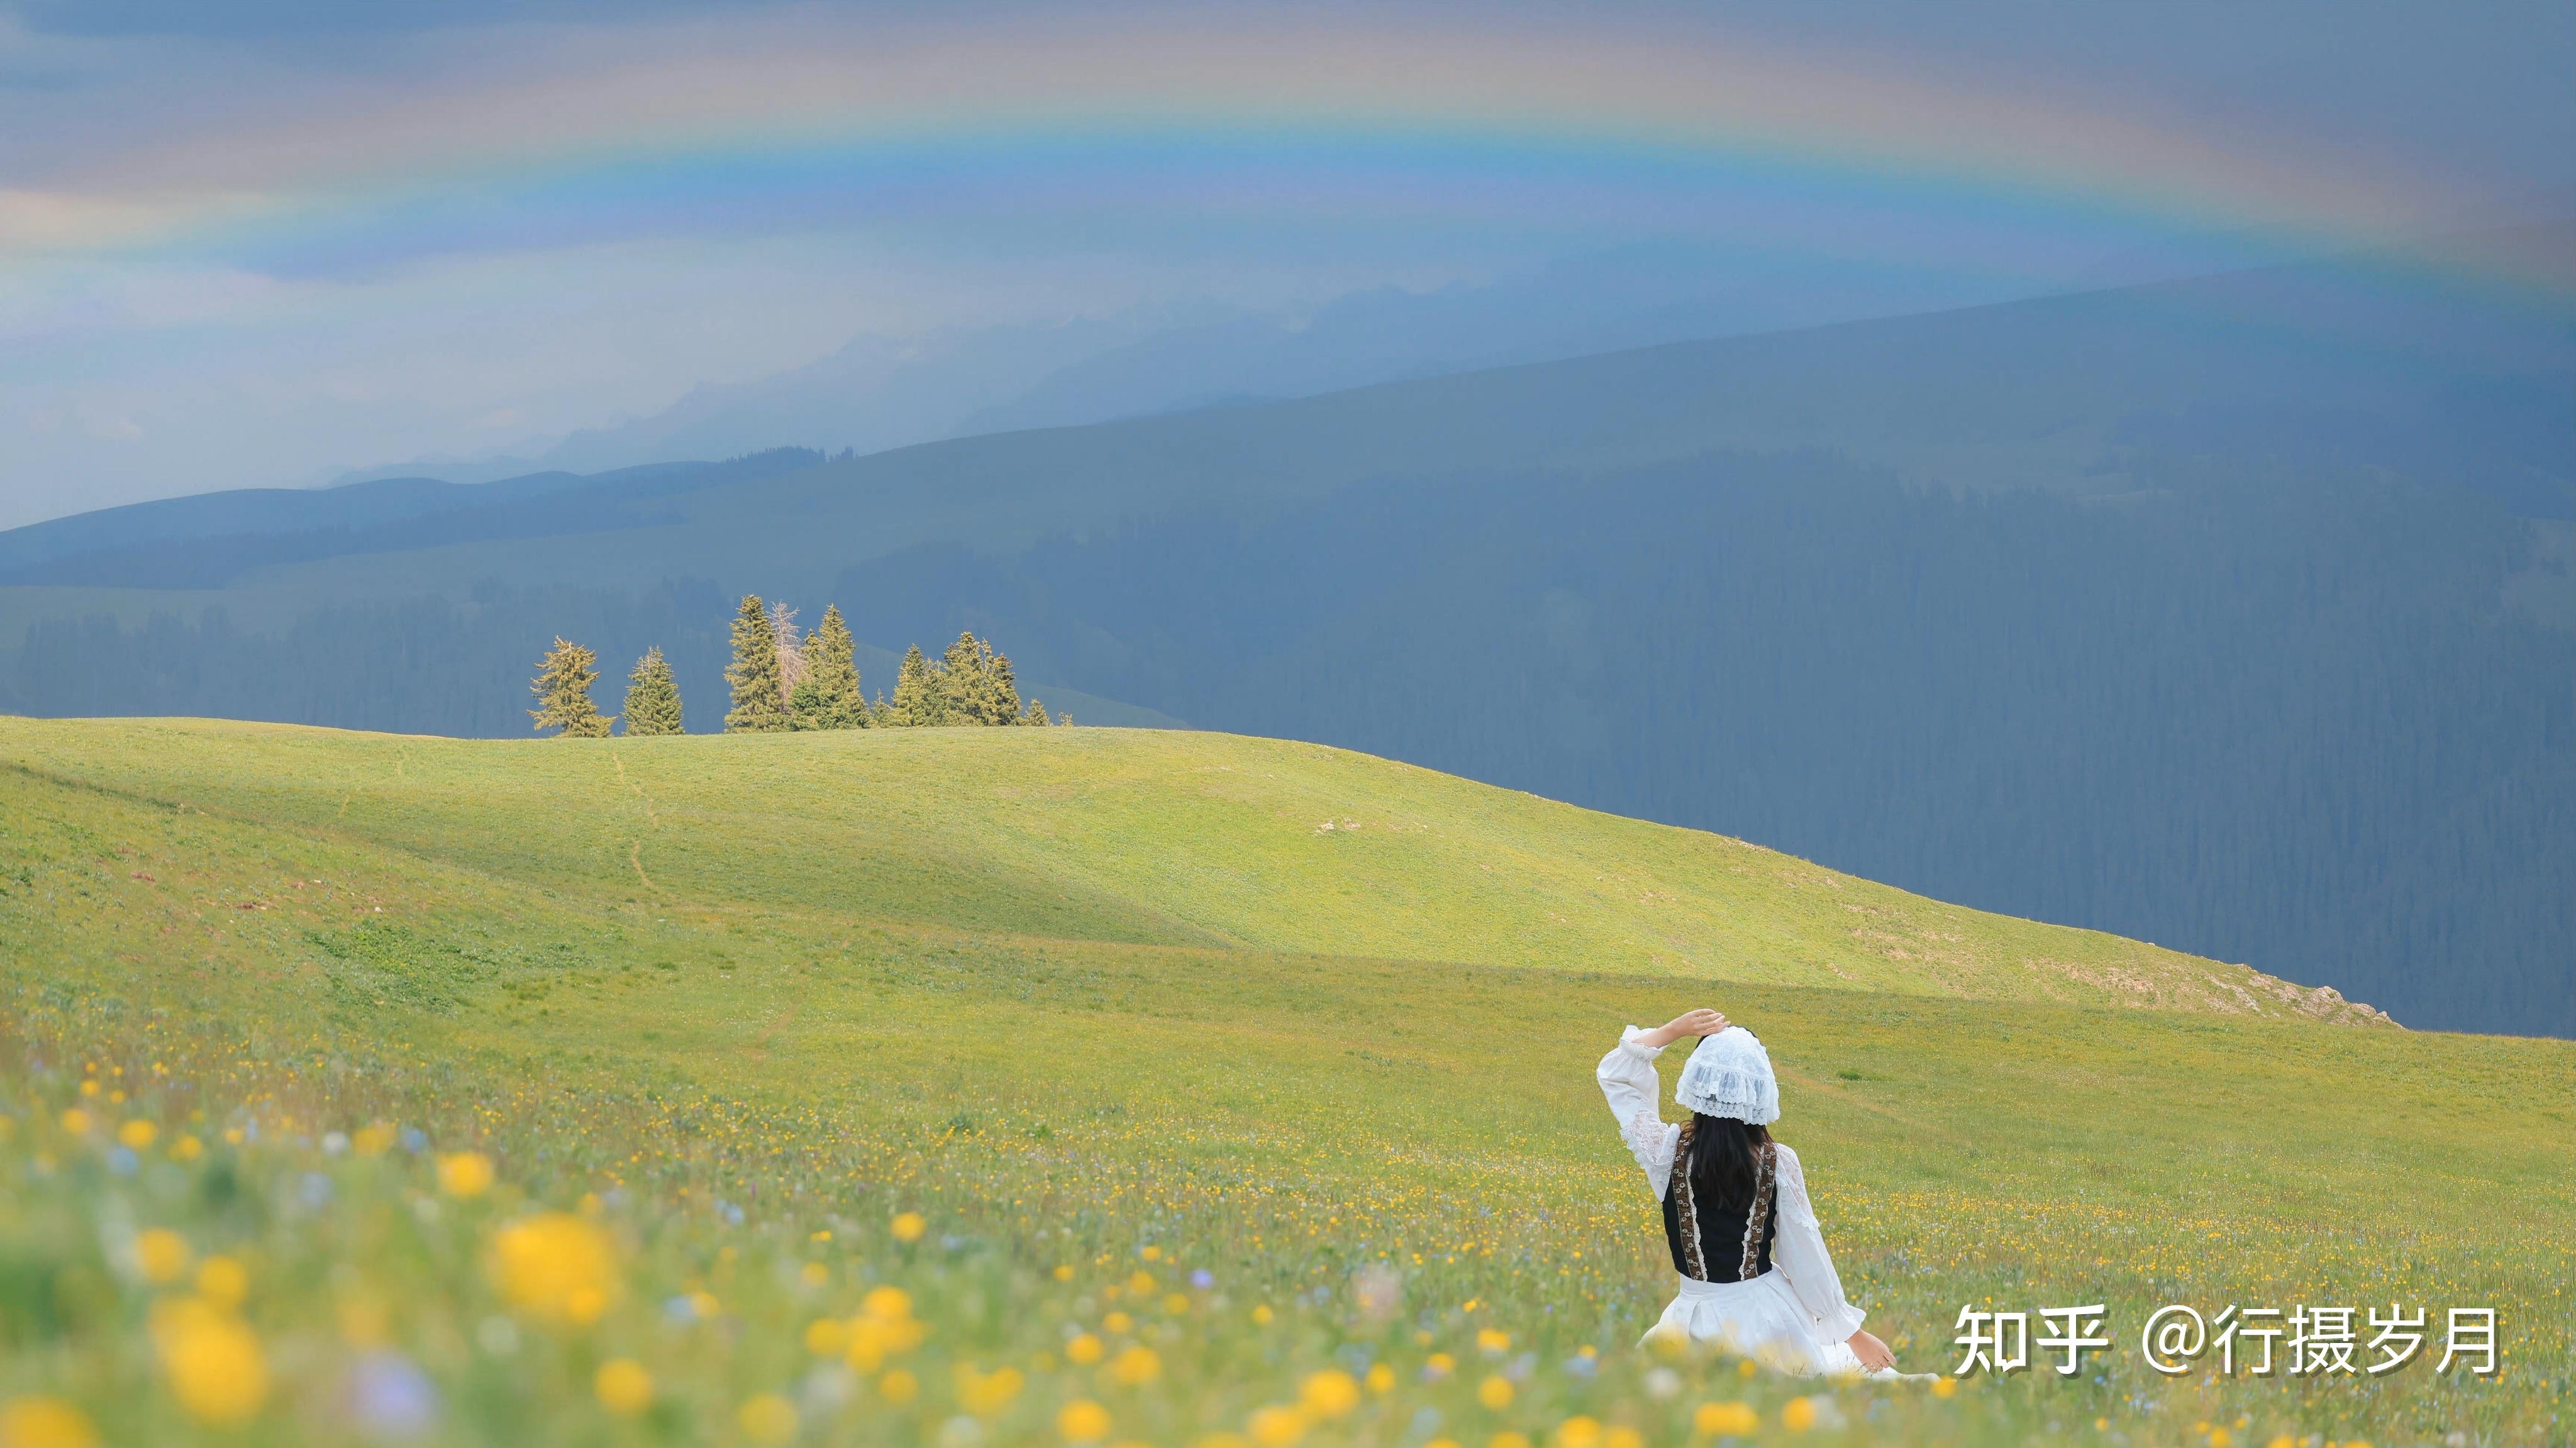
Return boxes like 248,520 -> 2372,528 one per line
768,600 -> 804,702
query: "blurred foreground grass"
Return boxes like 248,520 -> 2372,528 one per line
0,721 -> 2567,1446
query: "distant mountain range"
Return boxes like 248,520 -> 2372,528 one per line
319,241 -> 2153,490
3,236 -> 2568,1036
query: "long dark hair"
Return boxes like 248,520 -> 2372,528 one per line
1687,1114 -> 1773,1210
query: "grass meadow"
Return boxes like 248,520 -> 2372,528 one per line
0,719 -> 2567,1447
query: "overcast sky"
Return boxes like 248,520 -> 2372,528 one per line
4,1 -> 2569,529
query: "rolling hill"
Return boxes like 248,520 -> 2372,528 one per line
2,718 -> 2565,1444
0,716 -> 2389,1020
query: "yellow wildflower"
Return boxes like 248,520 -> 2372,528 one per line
1066,1333 -> 1106,1365
135,1228 -> 192,1285
491,1212 -> 621,1326
1555,1417 -> 1602,1448
1246,1405 -> 1306,1448
1477,1376 -> 1513,1410
195,1256 -> 249,1308
1780,1397 -> 1818,1432
877,1369 -> 919,1405
958,1366 -> 1024,1416
1366,1364 -> 1396,1395
1477,1329 -> 1512,1355
595,1359 -> 653,1415
150,1296 -> 268,1426
804,1317 -> 852,1356
1491,1434 -> 1532,1448
891,1211 -> 926,1242
116,1120 -> 157,1151
1695,1401 -> 1757,1435
1299,1371 -> 1358,1418
738,1393 -> 799,1445
436,1151 -> 494,1198
1058,1398 -> 1113,1443
57,1110 -> 91,1136
1109,1346 -> 1162,1387
0,1396 -> 97,1448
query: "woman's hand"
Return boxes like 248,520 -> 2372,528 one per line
1846,1329 -> 1896,1373
1640,1009 -> 1728,1048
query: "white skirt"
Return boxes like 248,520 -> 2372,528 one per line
1645,1274 -> 1870,1378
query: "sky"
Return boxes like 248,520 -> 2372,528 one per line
3,0 -> 2570,529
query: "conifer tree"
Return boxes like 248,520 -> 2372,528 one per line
938,631 -> 985,722
621,647 -> 685,736
528,638 -> 613,738
887,643 -> 941,726
799,604 -> 865,729
985,642 -> 1026,725
1019,695 -> 1055,726
723,594 -> 789,732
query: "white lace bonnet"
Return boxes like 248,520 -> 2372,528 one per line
1675,1026 -> 1780,1124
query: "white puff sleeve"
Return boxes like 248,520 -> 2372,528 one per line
1597,1026 -> 1683,1199
1770,1144 -> 1867,1342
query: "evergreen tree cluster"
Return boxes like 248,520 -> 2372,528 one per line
882,631 -> 1059,727
524,595 -> 1064,737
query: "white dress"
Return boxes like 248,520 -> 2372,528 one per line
1597,1026 -> 1873,1376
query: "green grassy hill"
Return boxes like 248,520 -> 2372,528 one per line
0,717 -> 2381,1019
1,718 -> 2565,1445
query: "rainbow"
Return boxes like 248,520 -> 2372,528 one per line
6,8 -> 2566,297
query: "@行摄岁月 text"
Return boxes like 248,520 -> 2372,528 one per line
1946,1303 -> 2498,1378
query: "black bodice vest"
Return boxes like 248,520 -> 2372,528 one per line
1660,1125 -> 1777,1282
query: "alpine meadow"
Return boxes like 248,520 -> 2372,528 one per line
1,719 -> 2567,1446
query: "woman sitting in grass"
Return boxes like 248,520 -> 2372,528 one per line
1598,1008 -> 1905,1377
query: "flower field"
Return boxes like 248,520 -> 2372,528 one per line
1,719 -> 2567,1446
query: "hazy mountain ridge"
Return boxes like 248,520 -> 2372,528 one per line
315,242 -> 2133,493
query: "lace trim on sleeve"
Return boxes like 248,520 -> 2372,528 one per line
1621,1108 -> 1680,1196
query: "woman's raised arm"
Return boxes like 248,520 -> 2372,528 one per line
1596,1010 -> 1726,1197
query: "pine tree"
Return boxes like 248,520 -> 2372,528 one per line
984,643 -> 1026,725
887,644 -> 941,726
621,647 -> 685,736
799,604 -> 865,729
723,594 -> 789,732
1019,696 -> 1054,726
528,638 -> 613,738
